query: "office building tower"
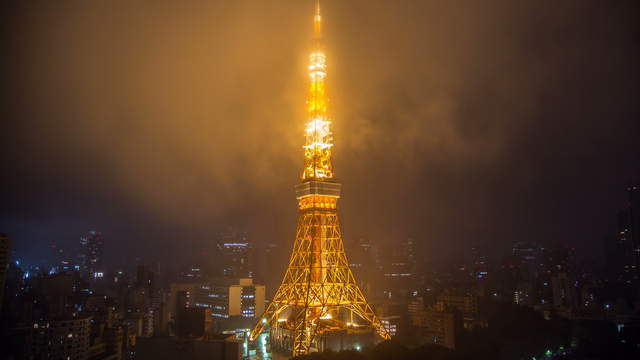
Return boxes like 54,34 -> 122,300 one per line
163,282 -> 207,336
412,309 -> 458,349
470,245 -> 489,279
78,231 -> 104,279
512,242 -> 542,282
105,327 -> 124,360
30,317 -> 91,360
347,237 -> 381,298
253,242 -> 279,293
551,272 -> 577,310
194,278 -> 265,320
435,292 -> 478,315
218,230 -> 251,278
381,238 -> 420,299
627,186 -> 640,282
606,209 -> 635,283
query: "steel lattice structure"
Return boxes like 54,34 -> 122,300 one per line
249,2 -> 390,356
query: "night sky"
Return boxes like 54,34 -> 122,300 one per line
1,0 -> 639,270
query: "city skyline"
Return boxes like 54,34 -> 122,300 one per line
1,0 -> 639,295
2,1 -> 639,359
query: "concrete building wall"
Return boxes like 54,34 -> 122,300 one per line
228,286 -> 242,316
254,285 -> 265,317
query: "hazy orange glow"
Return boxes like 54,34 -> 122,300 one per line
302,3 -> 333,181
297,195 -> 337,210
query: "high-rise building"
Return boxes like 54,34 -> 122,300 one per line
551,272 -> 577,310
249,3 -> 390,356
536,247 -> 574,308
162,282 -> 208,336
381,238 -> 420,299
180,265 -> 205,280
78,231 -> 104,279
470,245 -> 489,280
174,305 -> 207,338
604,186 -> 640,285
379,315 -> 401,337
136,264 -> 156,289
105,326 -> 124,360
512,242 -> 542,282
514,281 -> 533,306
128,310 -> 155,338
407,296 -> 425,315
133,264 -> 159,314
38,273 -> 75,317
605,209 -> 635,283
252,242 -> 279,293
0,233 -> 10,315
355,237 -> 383,271
30,317 -> 91,360
412,309 -> 458,349
541,247 -> 572,276
627,185 -> 640,283
347,237 -> 380,298
435,291 -> 478,315
193,278 -> 265,320
218,230 -> 252,278
386,238 -> 417,274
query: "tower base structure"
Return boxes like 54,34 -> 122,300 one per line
269,322 -> 377,354
250,181 -> 390,356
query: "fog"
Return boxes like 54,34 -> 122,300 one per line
1,0 -> 638,269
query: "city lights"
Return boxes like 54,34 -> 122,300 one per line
2,1 -> 639,360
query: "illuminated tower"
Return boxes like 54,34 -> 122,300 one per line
250,2 -> 390,356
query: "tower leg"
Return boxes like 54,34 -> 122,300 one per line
293,307 -> 312,356
250,301 -> 287,341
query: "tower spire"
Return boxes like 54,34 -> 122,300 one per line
303,0 -> 332,181
314,0 -> 322,37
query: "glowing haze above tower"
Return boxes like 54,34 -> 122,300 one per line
303,0 -> 333,180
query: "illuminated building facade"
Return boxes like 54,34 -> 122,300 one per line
194,278 -> 265,320
250,2 -> 390,356
379,316 -> 400,337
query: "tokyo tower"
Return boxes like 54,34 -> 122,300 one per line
249,1 -> 390,356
